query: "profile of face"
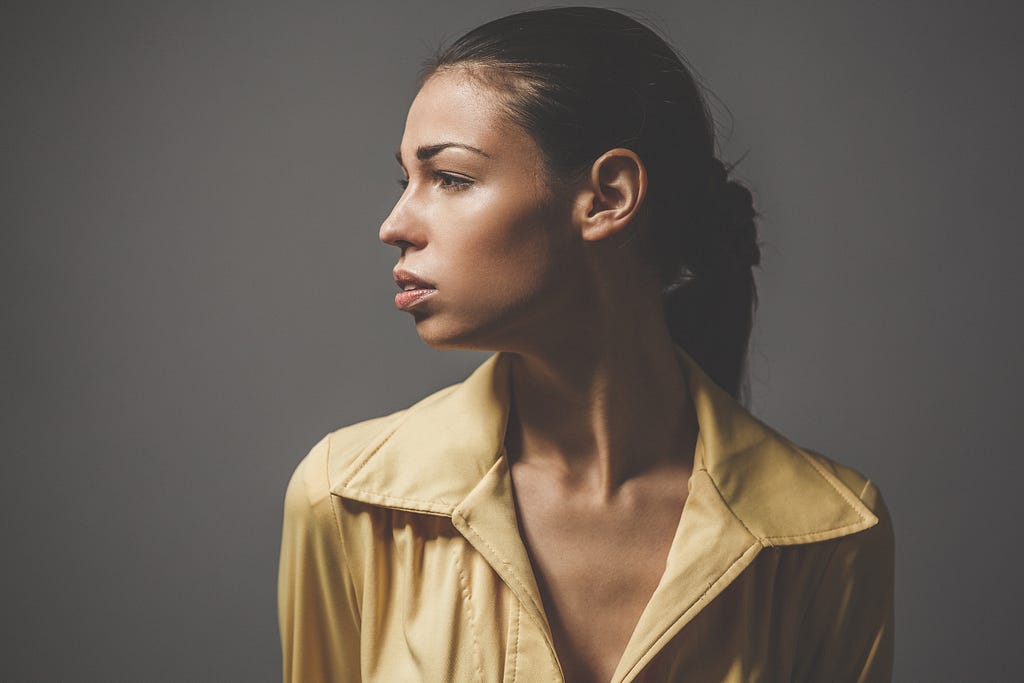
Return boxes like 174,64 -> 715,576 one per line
380,69 -> 587,352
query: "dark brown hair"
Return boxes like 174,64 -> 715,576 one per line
421,7 -> 762,402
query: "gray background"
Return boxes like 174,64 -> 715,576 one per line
3,1 -> 1021,680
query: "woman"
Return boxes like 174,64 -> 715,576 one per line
278,7 -> 894,682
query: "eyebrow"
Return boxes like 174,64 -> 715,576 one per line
394,142 -> 491,166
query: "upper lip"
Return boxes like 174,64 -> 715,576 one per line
393,268 -> 437,291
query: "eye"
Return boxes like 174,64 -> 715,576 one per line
435,172 -> 473,192
396,172 -> 473,193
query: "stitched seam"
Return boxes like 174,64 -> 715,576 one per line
511,598 -> 520,683
762,478 -> 879,545
703,472 -> 758,541
795,449 -> 871,521
623,541 -> 761,681
323,416 -> 401,490
326,433 -> 362,623
455,551 -> 485,682
706,451 -> 876,546
334,486 -> 454,513
338,422 -> 405,485
762,521 -> 874,545
459,515 -> 547,622
459,516 -> 565,683
339,384 -> 462,486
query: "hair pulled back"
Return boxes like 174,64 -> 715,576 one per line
421,7 -> 762,402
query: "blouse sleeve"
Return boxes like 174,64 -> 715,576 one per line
277,434 -> 361,683
793,480 -> 896,683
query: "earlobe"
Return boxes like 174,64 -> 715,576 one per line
579,148 -> 647,243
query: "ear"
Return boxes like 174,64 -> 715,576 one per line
573,148 -> 647,244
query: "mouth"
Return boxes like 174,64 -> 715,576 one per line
398,281 -> 435,292
393,268 -> 436,291
393,268 -> 437,311
394,287 -> 437,311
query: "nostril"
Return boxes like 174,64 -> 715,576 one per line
388,240 -> 414,253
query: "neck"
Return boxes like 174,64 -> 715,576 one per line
503,293 -> 698,500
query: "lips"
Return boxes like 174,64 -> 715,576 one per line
393,267 -> 437,311
393,268 -> 437,291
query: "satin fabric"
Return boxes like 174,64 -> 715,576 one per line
278,345 -> 894,682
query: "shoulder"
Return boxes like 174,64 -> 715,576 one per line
791,448 -> 895,598
801,446 -> 893,534
284,410 -> 410,507
791,451 -> 895,679
283,371 -> 470,510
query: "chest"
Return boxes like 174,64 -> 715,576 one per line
508,466 -> 691,682
344,504 -> 824,682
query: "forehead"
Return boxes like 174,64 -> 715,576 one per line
400,69 -> 533,161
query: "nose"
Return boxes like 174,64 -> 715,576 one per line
379,191 -> 424,251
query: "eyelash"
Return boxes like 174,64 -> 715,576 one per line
397,172 -> 472,193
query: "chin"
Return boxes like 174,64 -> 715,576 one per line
413,318 -> 471,350
413,315 -> 504,352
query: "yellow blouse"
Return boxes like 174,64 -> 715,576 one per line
278,345 -> 894,682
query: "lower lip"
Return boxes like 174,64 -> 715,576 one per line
395,288 -> 437,310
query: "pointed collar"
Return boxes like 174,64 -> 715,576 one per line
330,344 -> 877,545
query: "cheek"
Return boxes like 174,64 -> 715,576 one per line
443,192 -> 572,314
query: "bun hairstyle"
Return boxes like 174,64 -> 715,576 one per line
420,7 -> 763,403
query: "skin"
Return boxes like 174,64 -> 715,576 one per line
380,68 -> 699,683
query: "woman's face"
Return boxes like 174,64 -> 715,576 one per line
381,69 -> 583,351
